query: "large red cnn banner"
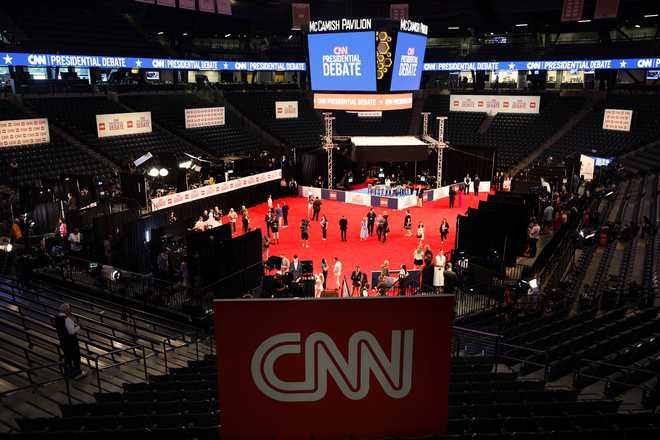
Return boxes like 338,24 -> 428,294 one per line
214,296 -> 454,439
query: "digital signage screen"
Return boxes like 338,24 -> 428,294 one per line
390,31 -> 427,91
307,31 -> 377,91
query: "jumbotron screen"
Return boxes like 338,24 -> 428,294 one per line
307,31 -> 377,91
390,31 -> 427,91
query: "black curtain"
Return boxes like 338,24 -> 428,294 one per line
32,202 -> 61,235
442,146 -> 495,186
300,151 -> 324,186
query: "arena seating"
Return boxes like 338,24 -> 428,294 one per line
25,97 -> 212,165
0,276 -> 211,428
0,101 -> 113,185
9,352 -> 660,439
225,91 -> 323,151
119,93 -> 263,157
422,94 -> 586,170
546,95 -> 660,160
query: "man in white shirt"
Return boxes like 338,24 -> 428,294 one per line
54,303 -> 86,378
333,257 -> 342,290
68,229 -> 82,253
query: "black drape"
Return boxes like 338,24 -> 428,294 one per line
442,146 -> 495,186
32,202 -> 61,235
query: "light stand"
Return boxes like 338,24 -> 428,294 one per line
322,112 -> 336,189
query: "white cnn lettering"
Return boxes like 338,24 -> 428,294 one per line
251,330 -> 413,402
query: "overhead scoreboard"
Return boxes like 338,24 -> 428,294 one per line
306,18 -> 428,110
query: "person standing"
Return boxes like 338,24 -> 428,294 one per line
320,215 -> 328,240
301,218 -> 310,248
449,185 -> 456,208
274,203 -> 283,227
333,257 -> 342,290
359,217 -> 368,240
463,174 -> 471,195
307,194 -> 314,218
267,194 -> 273,211
376,213 -> 384,241
433,250 -> 446,293
473,175 -> 480,197
528,219 -> 541,257
381,213 -> 389,243
263,235 -> 270,260
339,215 -> 348,242
321,258 -> 329,290
440,218 -> 450,244
228,208 -> 238,234
242,211 -> 250,233
68,228 -> 83,256
398,264 -> 408,296
312,197 -> 322,221
271,218 -> 279,244
367,208 -> 376,237
264,211 -> 272,238
417,222 -> 425,241
281,202 -> 289,228
55,303 -> 85,379
290,255 -> 302,282
413,244 -> 424,270
351,265 -> 362,296
403,210 -> 412,237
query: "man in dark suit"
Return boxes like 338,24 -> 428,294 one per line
339,216 -> 348,241
366,208 -> 376,237
290,255 -> 302,282
449,185 -> 456,208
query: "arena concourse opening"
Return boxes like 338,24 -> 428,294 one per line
1,0 -> 660,439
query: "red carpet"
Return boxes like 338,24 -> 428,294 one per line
229,191 -> 489,290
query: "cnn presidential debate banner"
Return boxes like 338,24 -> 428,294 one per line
184,107 -> 225,129
151,169 -> 282,211
450,95 -> 540,115
214,296 -> 454,439
96,112 -> 152,138
0,118 -> 50,147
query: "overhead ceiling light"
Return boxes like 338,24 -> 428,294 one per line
148,167 -> 159,177
489,32 -> 494,35
157,31 -> 164,35
225,33 -> 231,37
634,24 -> 641,28
515,23 -> 528,27
578,19 -> 591,23
182,32 -> 188,36
159,168 -> 169,177
288,34 -> 293,39
448,26 -> 460,30
643,14 -> 658,18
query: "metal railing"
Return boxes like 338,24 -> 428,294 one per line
574,358 -> 659,404
92,345 -> 148,392
0,361 -> 73,404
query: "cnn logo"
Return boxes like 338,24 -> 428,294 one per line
251,330 -> 413,402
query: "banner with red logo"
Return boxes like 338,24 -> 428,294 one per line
275,101 -> 299,119
390,3 -> 409,20
198,0 -> 215,12
214,296 -> 454,439
179,0 -> 195,10
561,0 -> 584,22
291,3 -> 311,30
96,112 -> 152,138
602,108 -> 632,131
594,0 -> 619,19
0,118 -> 50,147
314,93 -> 413,111
184,107 -> 225,129
449,95 -> 540,115
151,169 -> 282,211
215,0 -> 232,15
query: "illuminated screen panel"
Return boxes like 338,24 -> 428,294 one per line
307,31 -> 377,91
390,32 -> 427,91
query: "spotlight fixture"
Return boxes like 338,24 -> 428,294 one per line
578,19 -> 591,23
148,167 -> 160,177
634,24 -> 641,28
448,26 -> 460,30
157,31 -> 164,35
515,23 -> 528,27
159,168 -> 169,177
644,14 -> 658,18
225,33 -> 231,37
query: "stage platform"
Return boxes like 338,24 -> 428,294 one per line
300,181 -> 491,211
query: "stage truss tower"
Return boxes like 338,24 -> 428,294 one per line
322,112 -> 336,189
